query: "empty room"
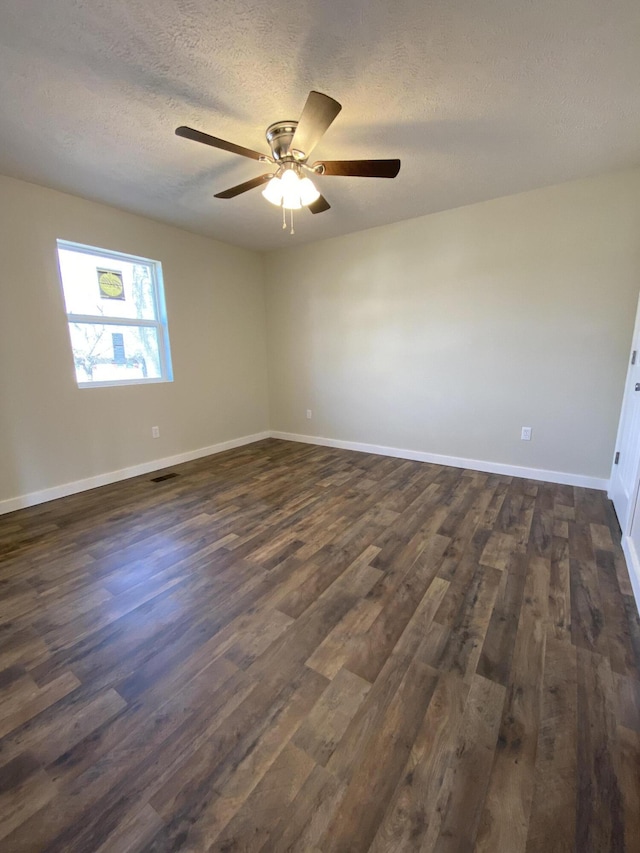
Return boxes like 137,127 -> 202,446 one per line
1,1 -> 640,851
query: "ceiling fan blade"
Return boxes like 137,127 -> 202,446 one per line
308,195 -> 331,214
214,174 -> 274,199
290,92 -> 342,158
314,159 -> 401,178
175,126 -> 266,161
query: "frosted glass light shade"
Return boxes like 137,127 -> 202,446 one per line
298,177 -> 320,205
282,196 -> 302,210
262,176 -> 283,206
280,170 -> 302,210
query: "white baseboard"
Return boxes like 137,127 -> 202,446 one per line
621,536 -> 640,613
0,427 -> 611,517
270,431 -> 610,491
0,431 -> 271,516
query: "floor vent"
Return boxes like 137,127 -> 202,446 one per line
150,472 -> 178,483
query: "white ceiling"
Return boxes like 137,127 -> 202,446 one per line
0,0 -> 639,252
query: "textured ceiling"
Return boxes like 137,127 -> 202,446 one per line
0,0 -> 639,251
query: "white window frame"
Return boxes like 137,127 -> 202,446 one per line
56,239 -> 174,389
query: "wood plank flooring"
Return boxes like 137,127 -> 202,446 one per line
0,438 -> 639,852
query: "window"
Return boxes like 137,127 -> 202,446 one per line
56,240 -> 173,388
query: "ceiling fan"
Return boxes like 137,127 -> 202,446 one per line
175,91 -> 401,232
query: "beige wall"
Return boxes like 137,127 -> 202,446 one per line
265,169 -> 640,481
0,175 -> 269,505
3,168 -> 639,507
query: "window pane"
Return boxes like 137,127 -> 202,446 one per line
68,323 -> 162,383
57,247 -> 158,321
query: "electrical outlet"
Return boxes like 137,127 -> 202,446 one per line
152,426 -> 160,439
306,409 -> 312,420
521,426 -> 532,441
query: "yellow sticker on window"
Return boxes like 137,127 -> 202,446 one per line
97,268 -> 125,300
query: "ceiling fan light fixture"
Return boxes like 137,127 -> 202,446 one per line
268,169 -> 319,210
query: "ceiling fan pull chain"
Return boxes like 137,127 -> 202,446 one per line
290,208 -> 295,235
282,202 -> 287,230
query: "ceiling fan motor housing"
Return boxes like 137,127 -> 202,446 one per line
265,121 -> 304,162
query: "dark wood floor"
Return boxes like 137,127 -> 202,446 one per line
1,439 -> 639,852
